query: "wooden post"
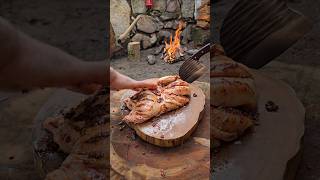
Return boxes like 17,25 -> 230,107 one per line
128,42 -> 141,61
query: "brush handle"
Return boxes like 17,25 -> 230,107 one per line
190,43 -> 212,61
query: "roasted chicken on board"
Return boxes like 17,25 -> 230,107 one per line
211,45 -> 258,142
123,75 -> 191,124
43,89 -> 109,180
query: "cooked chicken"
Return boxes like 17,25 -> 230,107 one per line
43,88 -> 109,179
43,117 -> 81,153
211,45 -> 257,142
211,107 -> 254,142
212,77 -> 257,111
45,124 -> 109,180
210,55 -> 252,78
123,75 -> 191,124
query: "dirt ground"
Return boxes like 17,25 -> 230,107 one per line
0,0 -> 106,179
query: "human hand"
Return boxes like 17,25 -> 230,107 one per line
131,78 -> 158,90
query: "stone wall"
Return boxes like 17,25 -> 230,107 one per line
110,0 -> 210,54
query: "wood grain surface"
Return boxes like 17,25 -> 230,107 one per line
110,81 -> 210,179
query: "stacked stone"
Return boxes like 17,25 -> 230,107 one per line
110,0 -> 210,51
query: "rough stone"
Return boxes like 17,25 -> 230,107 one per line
110,0 -> 131,37
164,20 -> 179,29
153,0 -> 167,12
154,17 -> 165,29
157,30 -> 172,43
166,0 -> 181,13
146,55 -> 157,65
110,25 -> 122,57
153,45 -> 165,55
181,24 -> 192,44
137,15 -> 158,34
150,10 -> 162,17
131,33 -> 157,49
131,0 -> 147,15
160,12 -> 179,21
191,26 -> 210,46
186,49 -> 199,55
181,0 -> 195,18
150,33 -> 158,45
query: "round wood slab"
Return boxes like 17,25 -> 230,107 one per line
110,81 -> 210,179
121,84 -> 206,147
212,71 -> 305,180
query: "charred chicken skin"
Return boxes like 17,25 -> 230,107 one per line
123,75 -> 191,124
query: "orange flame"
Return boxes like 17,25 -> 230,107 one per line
164,21 -> 184,63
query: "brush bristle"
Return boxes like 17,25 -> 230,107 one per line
179,60 -> 207,82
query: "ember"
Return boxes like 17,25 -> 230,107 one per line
163,21 -> 185,63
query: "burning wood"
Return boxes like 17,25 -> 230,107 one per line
162,21 -> 185,63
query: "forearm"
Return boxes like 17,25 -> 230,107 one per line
110,67 -> 136,90
0,17 -> 106,90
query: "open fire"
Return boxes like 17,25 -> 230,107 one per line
162,21 -> 185,64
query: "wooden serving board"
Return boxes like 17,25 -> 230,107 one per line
31,71 -> 304,180
110,81 -> 210,179
212,71 -> 305,180
119,84 -> 206,147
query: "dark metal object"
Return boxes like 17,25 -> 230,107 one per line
179,43 -> 211,83
220,0 -> 312,69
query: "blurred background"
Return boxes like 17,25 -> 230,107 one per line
0,0 -> 106,179
213,0 -> 320,179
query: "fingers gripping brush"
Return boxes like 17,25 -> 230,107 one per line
179,43 -> 212,83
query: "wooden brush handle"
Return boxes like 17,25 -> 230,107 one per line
190,43 -> 212,61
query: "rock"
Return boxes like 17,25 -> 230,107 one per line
191,26 -> 210,46
146,55 -> 157,65
153,0 -> 167,12
181,0 -> 195,18
164,20 -> 179,29
181,24 -> 192,44
150,33 -> 158,45
160,12 -> 179,21
186,49 -> 199,55
131,0 -> 147,15
137,15 -> 158,33
109,25 -> 122,58
150,10 -> 162,17
110,0 -> 131,37
154,17 -> 165,29
196,20 -> 210,29
131,33 -> 144,43
157,30 -> 172,43
153,45 -> 165,55
131,33 -> 157,49
166,0 -> 181,13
